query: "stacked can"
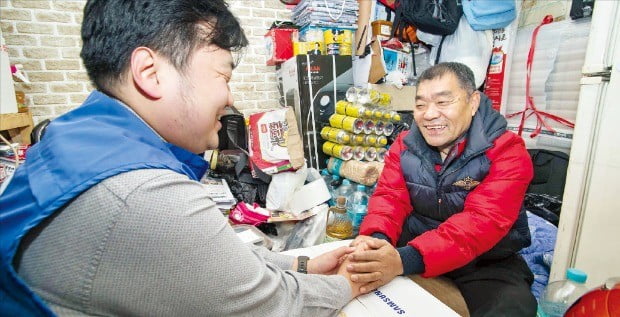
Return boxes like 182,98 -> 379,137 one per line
324,28 -> 353,56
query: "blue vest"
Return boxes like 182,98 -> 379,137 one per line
400,95 -> 531,261
0,91 -> 209,316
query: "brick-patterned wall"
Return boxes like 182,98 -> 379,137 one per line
0,0 -> 289,123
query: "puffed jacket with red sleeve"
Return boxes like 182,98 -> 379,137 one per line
359,94 -> 533,278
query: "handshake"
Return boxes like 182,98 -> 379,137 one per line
295,236 -> 404,299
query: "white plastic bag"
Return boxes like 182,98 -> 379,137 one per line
428,16 -> 493,89
266,164 -> 308,211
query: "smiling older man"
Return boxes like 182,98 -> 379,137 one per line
348,62 -> 537,316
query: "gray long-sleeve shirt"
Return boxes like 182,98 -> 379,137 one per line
15,169 -> 350,316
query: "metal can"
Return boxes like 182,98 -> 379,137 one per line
346,86 -> 360,103
324,28 -> 353,45
374,120 -> 385,136
376,147 -> 388,162
320,126 -> 351,144
363,119 -> 375,135
378,92 -> 392,106
335,100 -> 366,118
387,110 -> 401,122
329,114 -> 364,134
352,146 -> 365,161
373,108 -> 386,120
339,43 -> 352,56
376,135 -> 388,147
350,133 -> 365,146
323,141 -> 353,160
383,121 -> 395,137
363,146 -> 377,161
363,134 -> 378,147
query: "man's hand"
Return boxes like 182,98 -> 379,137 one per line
350,234 -> 376,248
305,246 -> 355,275
336,243 -> 370,299
347,238 -> 403,293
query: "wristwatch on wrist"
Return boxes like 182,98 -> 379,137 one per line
297,256 -> 309,274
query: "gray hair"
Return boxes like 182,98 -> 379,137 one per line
418,62 -> 476,93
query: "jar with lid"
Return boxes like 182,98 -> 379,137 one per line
324,196 -> 353,242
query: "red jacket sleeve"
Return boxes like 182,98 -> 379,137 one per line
359,132 -> 413,244
411,131 -> 534,277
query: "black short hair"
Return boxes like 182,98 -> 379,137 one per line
80,0 -> 248,94
418,62 -> 476,93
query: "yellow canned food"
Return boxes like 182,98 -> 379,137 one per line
363,119 -> 375,135
320,126 -> 351,144
339,44 -> 352,56
329,114 -> 363,134
363,146 -> 377,161
378,93 -> 392,106
335,100 -> 367,118
352,146 -> 365,161
376,135 -> 388,146
323,141 -> 353,160
324,28 -> 353,45
376,147 -> 388,162
350,133 -> 365,146
363,134 -> 378,147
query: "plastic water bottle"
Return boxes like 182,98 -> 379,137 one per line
335,179 -> 354,207
347,184 -> 369,236
321,169 -> 333,189
539,268 -> 589,317
328,175 -> 341,206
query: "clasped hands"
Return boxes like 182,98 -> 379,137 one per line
303,236 -> 403,299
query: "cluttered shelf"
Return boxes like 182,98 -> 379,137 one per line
0,111 -> 34,145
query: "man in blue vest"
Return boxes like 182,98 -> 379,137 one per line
0,0 -> 364,315
347,63 -> 537,316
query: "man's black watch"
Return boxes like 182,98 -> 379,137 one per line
297,256 -> 309,274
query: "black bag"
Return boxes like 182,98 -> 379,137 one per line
393,0 -> 463,37
527,149 -> 569,199
218,112 -> 247,151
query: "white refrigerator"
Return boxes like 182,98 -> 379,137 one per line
551,0 -> 620,287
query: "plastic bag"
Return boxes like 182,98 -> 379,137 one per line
266,164 -> 308,211
283,204 -> 329,250
429,16 -> 493,89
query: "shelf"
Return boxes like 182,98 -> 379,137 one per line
0,111 -> 34,145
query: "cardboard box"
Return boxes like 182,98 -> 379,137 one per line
370,84 -> 417,111
277,55 -> 353,169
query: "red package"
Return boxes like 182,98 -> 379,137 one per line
265,27 -> 297,66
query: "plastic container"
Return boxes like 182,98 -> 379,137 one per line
347,184 -> 369,236
539,268 -> 589,317
335,179 -> 354,205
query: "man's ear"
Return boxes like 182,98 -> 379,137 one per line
130,47 -> 162,99
469,91 -> 481,116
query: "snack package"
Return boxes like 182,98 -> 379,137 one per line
248,107 -> 304,176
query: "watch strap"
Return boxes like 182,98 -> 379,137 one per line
297,256 -> 309,274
